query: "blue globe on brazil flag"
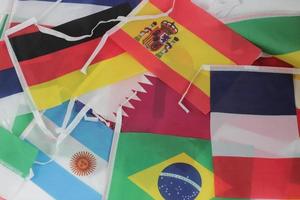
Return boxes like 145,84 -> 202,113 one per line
158,163 -> 202,200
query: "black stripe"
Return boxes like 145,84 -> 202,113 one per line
10,3 -> 132,61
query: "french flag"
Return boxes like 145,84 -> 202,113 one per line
210,67 -> 300,199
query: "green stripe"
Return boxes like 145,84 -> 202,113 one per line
228,16 -> 300,55
12,113 -> 34,138
0,14 -> 9,38
109,132 -> 212,200
0,126 -> 38,177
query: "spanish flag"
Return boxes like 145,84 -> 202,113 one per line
110,0 -> 261,113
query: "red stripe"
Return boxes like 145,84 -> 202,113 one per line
214,156 -> 300,199
111,29 -> 210,114
150,0 -> 261,65
19,38 -> 125,86
0,42 -> 12,70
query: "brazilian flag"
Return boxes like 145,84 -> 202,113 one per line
108,132 -> 214,200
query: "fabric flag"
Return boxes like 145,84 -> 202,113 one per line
193,0 -> 300,67
14,101 -> 114,200
78,72 -> 153,122
210,66 -> 300,199
227,16 -> 300,68
108,132 -> 214,200
0,125 -> 38,199
4,3 -> 148,111
200,0 -> 300,69
121,75 -> 210,139
110,0 -> 261,114
193,0 -> 300,24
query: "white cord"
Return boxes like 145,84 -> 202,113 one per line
103,91 -> 137,200
178,67 -> 203,113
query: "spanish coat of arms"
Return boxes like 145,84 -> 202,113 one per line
135,20 -> 179,58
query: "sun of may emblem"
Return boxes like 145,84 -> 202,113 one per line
135,20 -> 179,58
70,151 -> 96,176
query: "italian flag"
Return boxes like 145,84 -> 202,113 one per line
194,0 -> 300,68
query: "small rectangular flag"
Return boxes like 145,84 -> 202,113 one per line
226,14 -> 300,67
108,132 -> 214,200
16,101 -> 114,200
193,0 -> 300,68
110,0 -> 261,113
121,75 -> 210,139
209,66 -> 300,199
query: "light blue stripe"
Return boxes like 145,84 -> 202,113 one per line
31,151 -> 102,200
44,101 -> 69,127
71,119 -> 113,161
45,101 -> 113,160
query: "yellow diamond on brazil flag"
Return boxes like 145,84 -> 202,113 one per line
129,153 -> 214,200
